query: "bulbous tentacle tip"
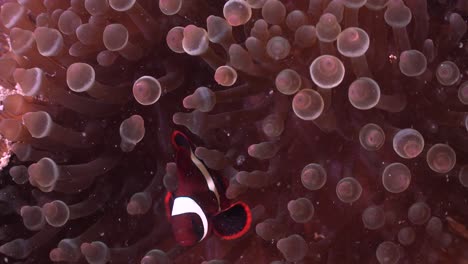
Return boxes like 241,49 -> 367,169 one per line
43,200 -> 70,227
0,238 -> 29,259
182,86 -> 216,112
80,241 -> 109,264
287,198 -> 314,224
223,0 -> 252,26
127,192 -> 152,215
119,115 -> 145,152
140,249 -> 170,264
276,234 -> 308,262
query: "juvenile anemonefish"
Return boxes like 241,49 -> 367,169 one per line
165,131 -> 252,246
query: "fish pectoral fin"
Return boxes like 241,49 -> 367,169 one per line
164,192 -> 174,222
212,202 -> 252,240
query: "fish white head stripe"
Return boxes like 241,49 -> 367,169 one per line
171,196 -> 209,241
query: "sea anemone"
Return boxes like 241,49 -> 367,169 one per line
0,0 -> 467,263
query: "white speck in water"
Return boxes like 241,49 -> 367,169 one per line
236,155 -> 245,166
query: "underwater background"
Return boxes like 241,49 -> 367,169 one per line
0,0 -> 467,263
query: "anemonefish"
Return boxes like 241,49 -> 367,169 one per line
165,131 -> 252,246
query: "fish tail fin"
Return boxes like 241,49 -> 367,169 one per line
212,202 -> 252,240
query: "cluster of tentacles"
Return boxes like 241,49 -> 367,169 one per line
0,0 -> 467,263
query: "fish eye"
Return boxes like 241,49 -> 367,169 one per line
174,132 -> 190,148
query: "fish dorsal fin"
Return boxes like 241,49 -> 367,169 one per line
171,196 -> 209,241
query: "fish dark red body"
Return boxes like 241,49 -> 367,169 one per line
165,131 -> 252,246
